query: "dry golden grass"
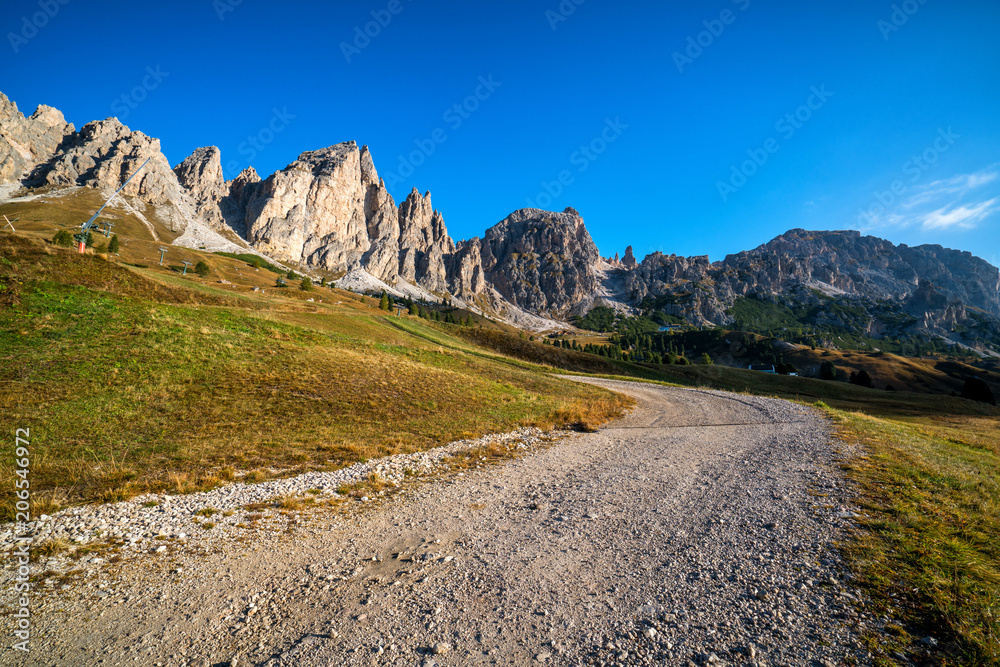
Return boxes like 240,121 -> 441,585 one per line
829,407 -> 1000,665
0,233 -> 629,519
788,347 -> 995,397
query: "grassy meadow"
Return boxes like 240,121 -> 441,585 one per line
0,232 -> 630,519
831,408 -> 999,665
2,189 -> 998,664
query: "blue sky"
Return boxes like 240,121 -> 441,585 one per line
2,0 -> 999,266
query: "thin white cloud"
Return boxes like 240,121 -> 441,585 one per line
919,198 -> 1000,230
857,164 -> 1000,235
901,166 -> 999,209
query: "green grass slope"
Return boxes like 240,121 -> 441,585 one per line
0,233 -> 629,518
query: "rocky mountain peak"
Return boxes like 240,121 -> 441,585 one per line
230,166 -> 261,187
239,142 -> 371,269
622,245 -> 637,269
29,117 -> 186,208
399,188 -> 452,250
29,104 -> 69,128
173,146 -> 227,230
359,144 -> 380,186
0,91 -> 75,184
479,207 -> 601,316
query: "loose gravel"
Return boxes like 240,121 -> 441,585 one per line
1,379 -> 890,666
0,428 -> 551,597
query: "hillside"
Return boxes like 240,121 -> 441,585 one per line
0,230 -> 631,520
3,89 -> 999,353
9,199 -> 993,519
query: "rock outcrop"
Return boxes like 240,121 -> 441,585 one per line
219,166 -> 262,238
240,143 -> 372,270
449,240 -> 487,298
29,118 -> 187,208
359,146 -> 400,281
610,228 -> 1000,335
622,245 -> 637,269
173,146 -> 228,231
202,142 -> 462,295
0,91 -> 75,185
397,189 -> 455,292
478,207 -> 601,316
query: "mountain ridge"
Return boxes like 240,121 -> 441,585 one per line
1,89 -> 998,353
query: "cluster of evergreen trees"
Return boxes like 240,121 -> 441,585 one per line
821,362 -> 876,388
377,291 -> 473,325
574,305 -> 684,335
542,337 -> 696,365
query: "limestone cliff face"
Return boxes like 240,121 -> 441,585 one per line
219,166 -> 262,237
397,188 -> 455,292
241,143 -> 371,270
0,91 -> 75,184
478,208 -> 601,316
29,118 -> 188,208
449,240 -> 487,298
172,146 -> 227,231
201,141 -> 461,294
359,146 -> 400,281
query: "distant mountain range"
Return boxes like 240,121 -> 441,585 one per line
2,90 -> 998,355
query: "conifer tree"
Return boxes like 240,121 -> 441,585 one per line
52,230 -> 74,247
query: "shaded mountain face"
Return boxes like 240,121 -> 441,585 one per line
618,229 -> 999,326
28,118 -> 187,206
173,146 -> 228,231
0,91 -> 74,184
477,207 -> 601,316
1,89 -> 997,342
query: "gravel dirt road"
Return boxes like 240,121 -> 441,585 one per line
7,378 -> 876,666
